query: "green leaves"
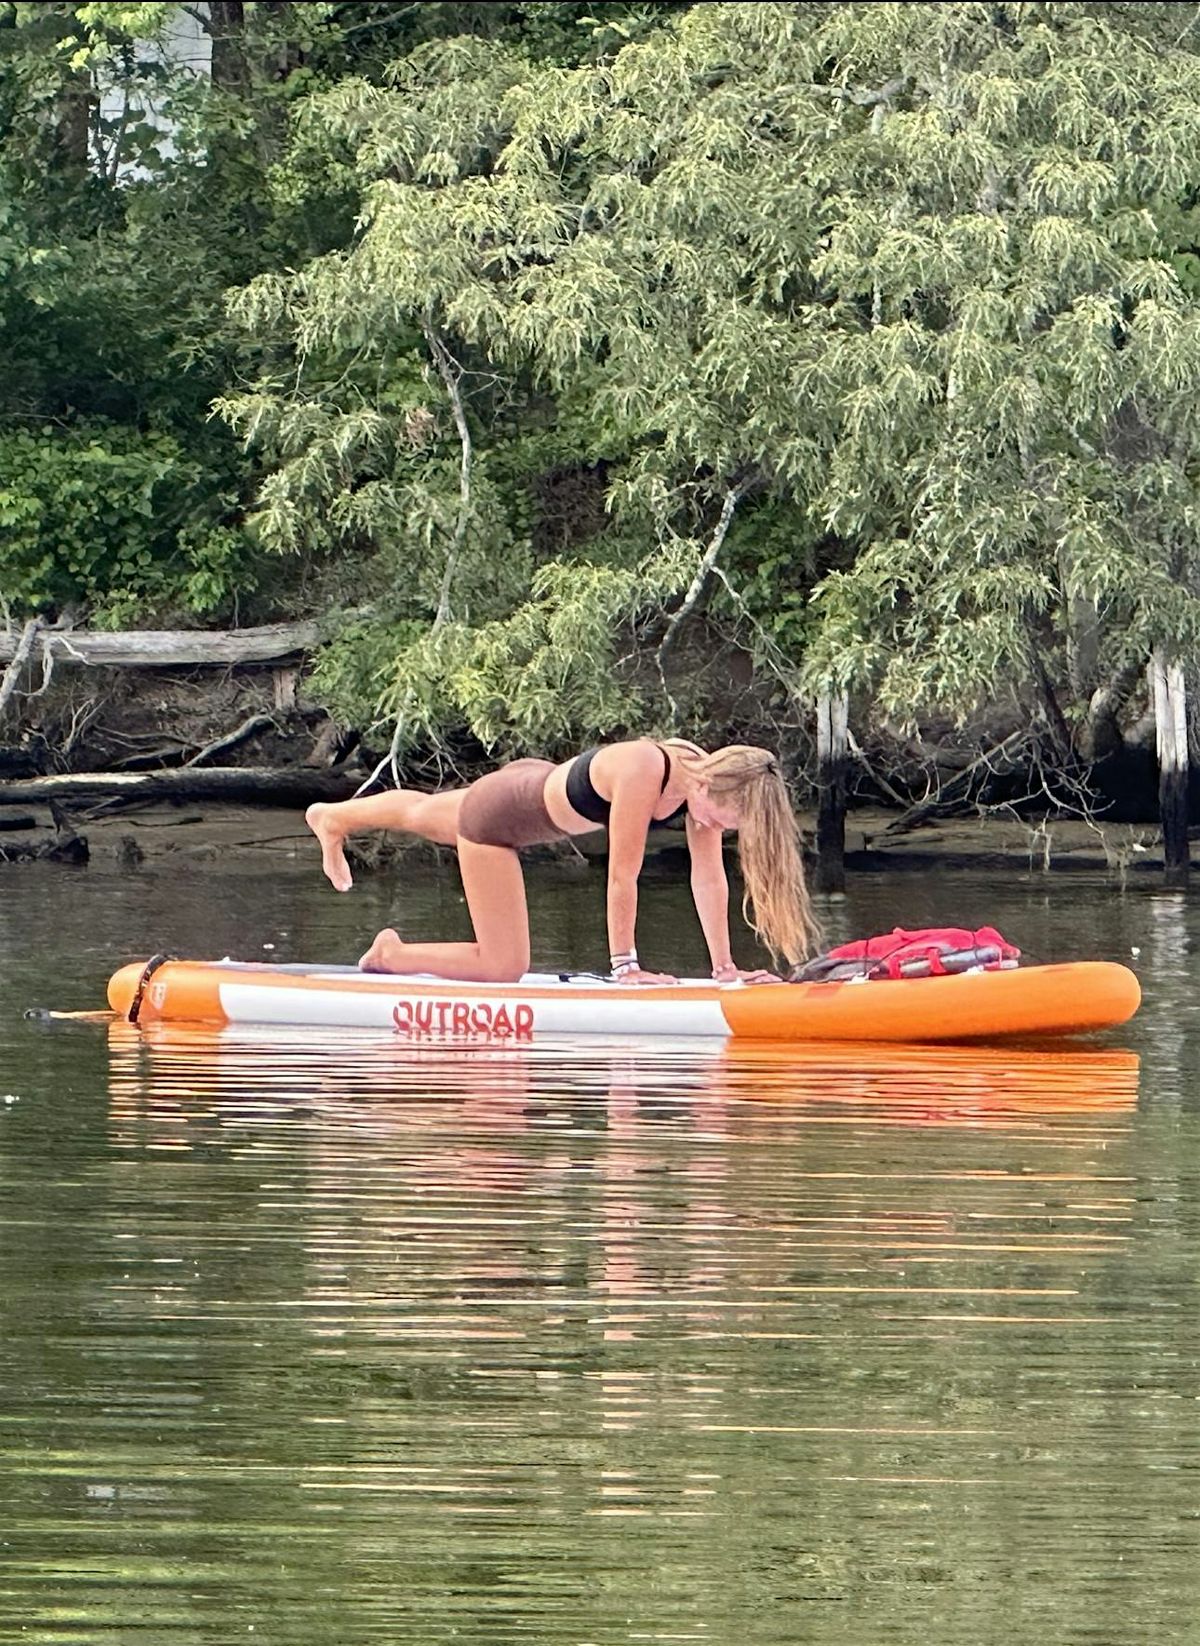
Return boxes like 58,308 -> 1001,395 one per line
0,423 -> 192,611
207,1 -> 1200,741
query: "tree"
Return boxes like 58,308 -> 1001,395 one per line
1,0 -> 683,647
220,1 -> 1200,791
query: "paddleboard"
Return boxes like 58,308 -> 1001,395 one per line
107,957 -> 1141,1043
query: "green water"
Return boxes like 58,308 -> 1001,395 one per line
1,857 -> 1197,1644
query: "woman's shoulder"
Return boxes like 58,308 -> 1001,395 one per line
593,738 -> 666,778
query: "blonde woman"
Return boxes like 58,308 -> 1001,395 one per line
305,739 -> 818,985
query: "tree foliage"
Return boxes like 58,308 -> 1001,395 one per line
219,1 -> 1200,755
9,2 -> 1200,767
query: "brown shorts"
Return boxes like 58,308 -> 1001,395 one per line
457,759 -> 564,850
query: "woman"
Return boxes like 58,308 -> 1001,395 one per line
305,739 -> 818,984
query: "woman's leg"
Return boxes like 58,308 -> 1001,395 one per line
359,838 -> 531,981
306,790 -> 466,890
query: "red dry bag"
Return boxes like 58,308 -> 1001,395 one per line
792,926 -> 1021,983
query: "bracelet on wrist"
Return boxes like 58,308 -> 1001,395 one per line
610,949 -> 638,977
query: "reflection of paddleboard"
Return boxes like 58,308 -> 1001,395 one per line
107,957 -> 1141,1043
107,1019 -> 1140,1119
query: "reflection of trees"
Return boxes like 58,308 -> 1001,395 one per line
86,1027 -> 1157,1636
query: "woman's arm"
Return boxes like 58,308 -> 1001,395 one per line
603,743 -> 674,981
686,813 -> 734,971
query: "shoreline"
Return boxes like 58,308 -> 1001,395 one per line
0,801 -> 1171,880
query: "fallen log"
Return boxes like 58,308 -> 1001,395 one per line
0,619 -> 323,669
0,766 -> 364,808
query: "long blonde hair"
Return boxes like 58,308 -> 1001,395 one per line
663,740 -> 820,965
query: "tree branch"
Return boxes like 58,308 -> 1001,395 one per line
185,712 -> 276,768
882,729 -> 1030,836
355,711 -> 408,798
338,5 -> 423,41
423,323 -> 472,630
0,618 -> 43,724
659,485 -> 745,660
806,75 -> 907,108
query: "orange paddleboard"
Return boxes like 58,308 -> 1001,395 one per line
107,958 -> 1141,1044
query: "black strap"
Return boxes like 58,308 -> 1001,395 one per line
127,952 -> 175,1023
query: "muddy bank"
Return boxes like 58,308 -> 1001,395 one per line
0,799 -> 1170,881
0,649 -> 1177,881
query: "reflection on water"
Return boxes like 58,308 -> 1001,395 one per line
2,867 -> 1199,1643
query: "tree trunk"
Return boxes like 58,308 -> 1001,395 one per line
0,618 -> 44,722
1078,657 -> 1143,762
1150,648 -> 1189,886
209,1 -> 249,90
54,73 -> 91,177
260,0 -> 302,79
815,691 -> 848,893
1066,592 -> 1102,702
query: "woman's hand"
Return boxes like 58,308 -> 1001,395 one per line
614,967 -> 679,986
711,962 -> 780,986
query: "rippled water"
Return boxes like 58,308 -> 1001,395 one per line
1,857 -> 1198,1643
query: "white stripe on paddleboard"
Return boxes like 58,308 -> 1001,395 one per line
218,981 -> 731,1038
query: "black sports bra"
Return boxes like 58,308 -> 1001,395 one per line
565,743 -> 688,828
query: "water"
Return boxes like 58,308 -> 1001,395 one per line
1,855 -> 1198,1644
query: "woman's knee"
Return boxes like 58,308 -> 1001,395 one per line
470,928 -> 530,982
475,951 -> 529,984
412,790 -> 465,845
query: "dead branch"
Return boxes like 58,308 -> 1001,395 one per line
0,619 -> 325,669
0,618 -> 44,722
845,727 -> 911,810
423,323 -> 473,629
660,486 -> 746,661
882,729 -> 1030,835
185,713 -> 276,767
804,75 -> 908,107
60,697 -> 102,759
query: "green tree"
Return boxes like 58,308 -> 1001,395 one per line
1,0 -> 683,644
0,1 -> 375,621
222,0 -> 1200,767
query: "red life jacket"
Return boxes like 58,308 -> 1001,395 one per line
793,926 -> 1020,983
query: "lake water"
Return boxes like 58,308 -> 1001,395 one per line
1,853 -> 1197,1644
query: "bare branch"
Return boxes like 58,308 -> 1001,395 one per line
354,713 -> 407,798
338,4 -> 424,41
882,728 -> 1030,836
0,618 -> 43,723
806,75 -> 908,107
185,713 -> 276,768
422,323 -> 473,630
659,485 -> 745,660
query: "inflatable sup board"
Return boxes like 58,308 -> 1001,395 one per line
107,957 -> 1141,1043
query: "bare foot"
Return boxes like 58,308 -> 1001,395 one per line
306,802 -> 353,892
359,928 -> 406,972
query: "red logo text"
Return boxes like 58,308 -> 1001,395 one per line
392,998 -> 535,1040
